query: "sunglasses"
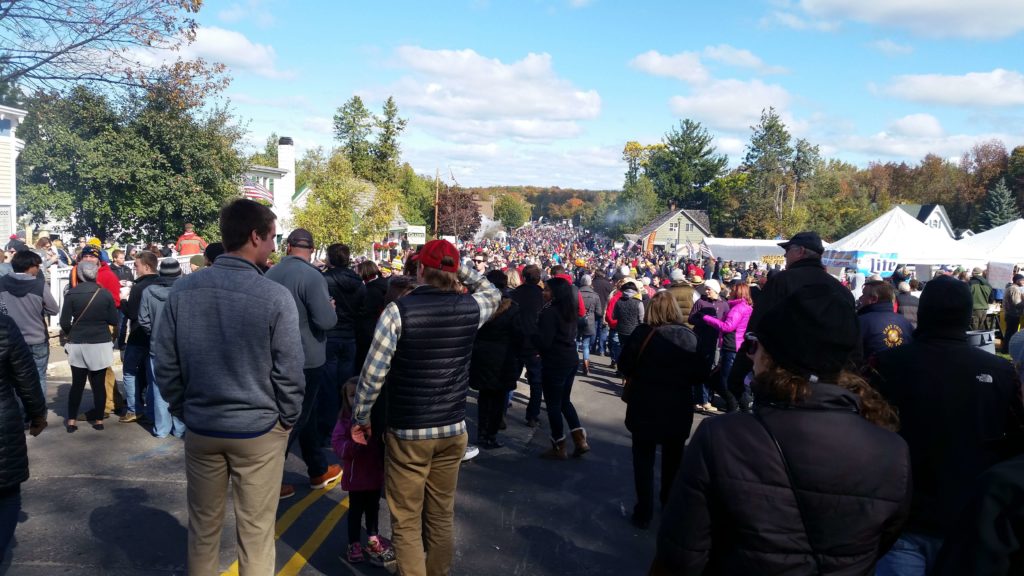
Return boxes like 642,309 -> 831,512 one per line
745,333 -> 760,356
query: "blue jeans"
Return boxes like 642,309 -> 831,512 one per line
148,355 -> 186,438
595,322 -> 608,355
523,354 -> 544,422
875,533 -> 944,576
579,335 -> 593,362
287,366 -> 327,478
541,361 -> 581,441
322,336 -> 356,443
119,343 -> 148,415
609,331 -> 622,363
29,342 -> 48,401
0,486 -> 21,559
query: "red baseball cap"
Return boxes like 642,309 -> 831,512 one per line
413,239 -> 460,273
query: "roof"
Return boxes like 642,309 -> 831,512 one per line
896,203 -> 947,223
635,208 -> 711,238
246,164 -> 288,177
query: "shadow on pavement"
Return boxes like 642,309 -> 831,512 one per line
89,487 -> 187,572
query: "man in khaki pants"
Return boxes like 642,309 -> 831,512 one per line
153,200 -> 305,575
352,239 -> 500,576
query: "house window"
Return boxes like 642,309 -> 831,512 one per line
685,223 -> 693,232
668,222 -> 678,232
0,119 -> 10,136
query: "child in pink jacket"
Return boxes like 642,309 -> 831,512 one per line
332,377 -> 395,566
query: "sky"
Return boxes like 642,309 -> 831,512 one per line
186,0 -> 1024,189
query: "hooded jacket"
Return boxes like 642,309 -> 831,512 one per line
0,315 -> 45,492
613,288 -> 645,337
0,272 -> 58,345
653,384 -> 912,575
138,275 -> 179,340
701,298 -> 751,353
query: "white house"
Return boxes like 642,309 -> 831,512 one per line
0,104 -> 28,239
896,204 -> 956,239
242,136 -> 296,239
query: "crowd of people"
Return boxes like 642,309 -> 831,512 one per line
2,207 -> 1024,576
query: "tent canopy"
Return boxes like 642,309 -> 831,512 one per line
823,206 -> 979,268
958,218 -> 1024,264
702,238 -> 789,262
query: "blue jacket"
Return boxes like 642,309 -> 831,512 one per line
152,256 -> 306,436
858,302 -> 914,360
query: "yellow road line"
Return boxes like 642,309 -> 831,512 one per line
219,476 -> 343,576
276,495 -> 351,576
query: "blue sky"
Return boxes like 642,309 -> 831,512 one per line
185,0 -> 1024,188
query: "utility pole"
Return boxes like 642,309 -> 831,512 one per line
433,168 -> 440,239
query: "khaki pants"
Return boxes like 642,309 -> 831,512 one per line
104,367 -> 116,413
185,423 -> 289,576
385,432 -> 468,576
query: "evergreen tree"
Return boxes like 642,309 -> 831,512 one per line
646,119 -> 727,210
743,107 -> 794,223
333,95 -> 375,180
373,96 -> 408,186
980,178 -> 1021,231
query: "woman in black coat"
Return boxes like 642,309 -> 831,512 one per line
651,285 -> 912,576
469,270 -> 523,449
533,276 -> 588,460
59,261 -> 119,432
618,292 -> 709,530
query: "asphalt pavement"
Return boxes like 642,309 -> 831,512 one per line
1,351 -> 705,576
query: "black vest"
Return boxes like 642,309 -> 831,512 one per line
386,286 -> 481,429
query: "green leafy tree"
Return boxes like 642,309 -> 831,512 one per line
612,175 -> 661,237
295,146 -> 330,192
744,107 -> 794,223
17,83 -> 244,243
248,132 -> 279,167
1005,146 -> 1024,213
397,164 -> 436,229
333,95 -> 375,180
980,178 -> 1021,231
646,119 -> 727,210
373,96 -> 408,186
493,194 -> 532,229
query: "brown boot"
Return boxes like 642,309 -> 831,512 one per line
540,437 -> 568,460
570,427 -> 591,457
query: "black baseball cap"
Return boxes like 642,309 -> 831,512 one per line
778,231 -> 824,254
79,246 -> 102,259
286,228 -> 315,249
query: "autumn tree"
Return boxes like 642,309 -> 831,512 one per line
979,178 -> 1020,231
1006,146 -> 1024,212
493,194 -> 531,229
956,139 -> 1008,228
436,184 -> 482,240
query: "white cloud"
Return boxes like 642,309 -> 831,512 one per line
762,11 -> 839,32
670,79 -> 793,132
181,26 -> 293,79
883,69 -> 1024,106
703,45 -> 788,74
218,0 -> 275,27
840,130 -> 1017,160
715,136 -> 747,157
385,46 -> 600,142
796,0 -> 1024,38
888,114 -> 944,138
869,39 -> 914,55
629,50 -> 708,84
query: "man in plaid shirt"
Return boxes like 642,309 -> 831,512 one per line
352,238 -> 499,576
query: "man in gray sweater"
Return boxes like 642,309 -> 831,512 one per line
153,199 -> 305,576
265,228 -> 340,499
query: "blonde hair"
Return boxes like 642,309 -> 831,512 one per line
339,376 -> 359,417
645,291 -> 684,327
505,268 -> 522,289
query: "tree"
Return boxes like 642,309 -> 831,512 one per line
493,194 -> 531,229
646,119 -> 727,210
956,139 -> 1008,228
291,150 -> 398,252
1005,146 -> 1024,213
373,96 -> 407,186
611,175 -> 661,237
248,133 -> 279,167
980,178 -> 1020,231
397,164 -> 435,229
791,138 -> 820,210
622,141 -> 647,187
17,83 -> 244,243
0,1 -> 226,104
333,95 -> 375,181
295,146 -> 329,192
436,184 -> 481,240
744,107 -> 794,222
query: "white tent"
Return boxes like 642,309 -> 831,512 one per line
823,206 -> 979,275
959,219 -> 1024,263
702,238 -> 788,263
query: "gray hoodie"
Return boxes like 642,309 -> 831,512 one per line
265,255 -> 336,369
0,273 -> 58,345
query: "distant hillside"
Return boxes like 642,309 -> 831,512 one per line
468,186 -> 620,222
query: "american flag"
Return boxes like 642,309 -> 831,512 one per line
700,241 -> 714,259
242,178 -> 274,203
685,239 -> 697,259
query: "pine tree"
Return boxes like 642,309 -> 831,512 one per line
980,178 -> 1021,231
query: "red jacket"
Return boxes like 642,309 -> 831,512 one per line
71,261 -> 122,309
554,273 -> 586,317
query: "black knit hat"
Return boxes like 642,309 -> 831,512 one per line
159,258 -> 182,277
916,275 -> 971,334
755,284 -> 859,380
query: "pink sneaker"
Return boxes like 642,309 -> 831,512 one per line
366,535 -> 396,566
346,542 -> 364,563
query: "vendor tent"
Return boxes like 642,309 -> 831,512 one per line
959,218 -> 1024,263
701,238 -> 788,263
822,206 -> 978,275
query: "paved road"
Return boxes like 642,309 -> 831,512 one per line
1,354 -> 704,576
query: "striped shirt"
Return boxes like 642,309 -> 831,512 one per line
353,265 -> 501,440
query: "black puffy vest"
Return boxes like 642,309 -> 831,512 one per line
386,286 -> 480,429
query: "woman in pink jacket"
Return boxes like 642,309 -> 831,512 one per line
696,283 -> 753,413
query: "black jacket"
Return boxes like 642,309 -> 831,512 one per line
124,273 -> 159,346
748,257 -> 855,332
510,283 -> 544,357
533,303 -> 578,369
578,285 -> 602,337
59,281 -> 120,344
654,384 -> 911,575
470,298 -> 523,392
873,331 -> 1024,537
619,323 -> 709,441
592,275 -> 613,311
323,266 -> 366,339
0,315 -> 45,491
